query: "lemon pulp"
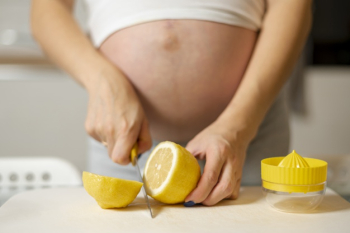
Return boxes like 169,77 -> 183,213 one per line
146,147 -> 173,190
82,171 -> 143,209
143,141 -> 201,204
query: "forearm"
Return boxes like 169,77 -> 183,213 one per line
217,0 -> 312,143
31,0 -> 124,92
31,0 -> 152,161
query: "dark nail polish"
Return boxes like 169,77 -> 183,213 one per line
138,154 -> 142,159
184,201 -> 196,207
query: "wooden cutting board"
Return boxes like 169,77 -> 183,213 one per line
0,186 -> 349,233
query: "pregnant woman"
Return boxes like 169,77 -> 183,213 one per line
31,0 -> 312,206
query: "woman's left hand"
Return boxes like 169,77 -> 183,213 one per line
184,122 -> 249,206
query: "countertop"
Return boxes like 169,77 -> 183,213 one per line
0,186 -> 349,233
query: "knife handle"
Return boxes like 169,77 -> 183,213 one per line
130,143 -> 138,166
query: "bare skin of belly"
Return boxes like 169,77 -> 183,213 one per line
100,20 -> 257,143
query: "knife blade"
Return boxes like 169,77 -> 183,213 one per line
130,144 -> 153,218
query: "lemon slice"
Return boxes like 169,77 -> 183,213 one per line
143,141 -> 201,204
82,171 -> 143,209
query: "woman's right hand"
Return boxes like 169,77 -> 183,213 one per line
31,0 -> 152,164
31,0 -> 152,165
84,69 -> 152,165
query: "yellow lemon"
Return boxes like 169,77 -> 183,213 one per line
82,171 -> 143,209
143,141 -> 201,204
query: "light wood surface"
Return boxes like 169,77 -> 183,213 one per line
0,186 -> 349,233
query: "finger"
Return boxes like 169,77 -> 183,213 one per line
185,140 -> 197,154
137,120 -> 152,155
94,117 -> 115,150
106,126 -> 117,160
84,98 -> 103,142
202,162 -> 235,206
92,115 -> 106,145
84,115 -> 100,143
229,177 -> 241,200
186,140 -> 205,160
86,126 -> 100,143
185,148 -> 225,203
111,130 -> 138,165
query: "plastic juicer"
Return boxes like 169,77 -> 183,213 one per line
261,150 -> 328,213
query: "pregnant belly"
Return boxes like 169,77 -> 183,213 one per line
100,20 -> 257,142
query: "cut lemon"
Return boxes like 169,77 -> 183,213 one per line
82,171 -> 143,209
143,141 -> 201,204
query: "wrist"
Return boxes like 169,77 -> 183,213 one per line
214,113 -> 259,147
84,62 -> 129,96
68,49 -> 125,94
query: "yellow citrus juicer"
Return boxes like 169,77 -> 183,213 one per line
261,150 -> 327,212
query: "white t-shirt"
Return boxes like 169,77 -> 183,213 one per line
83,0 -> 266,47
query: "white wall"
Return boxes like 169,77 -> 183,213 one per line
0,65 -> 88,172
290,67 -> 350,156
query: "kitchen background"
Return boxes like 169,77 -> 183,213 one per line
1,0 -> 350,204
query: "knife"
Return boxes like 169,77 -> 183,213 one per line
130,143 -> 153,218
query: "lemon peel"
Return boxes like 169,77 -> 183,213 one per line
82,171 -> 143,208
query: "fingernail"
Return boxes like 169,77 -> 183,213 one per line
184,201 -> 196,207
138,154 -> 142,159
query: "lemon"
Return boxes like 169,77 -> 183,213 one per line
143,141 -> 201,204
82,171 -> 143,209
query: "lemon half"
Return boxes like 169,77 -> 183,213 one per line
82,171 -> 143,209
143,141 -> 201,204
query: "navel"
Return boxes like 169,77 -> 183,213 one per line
161,20 -> 181,52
